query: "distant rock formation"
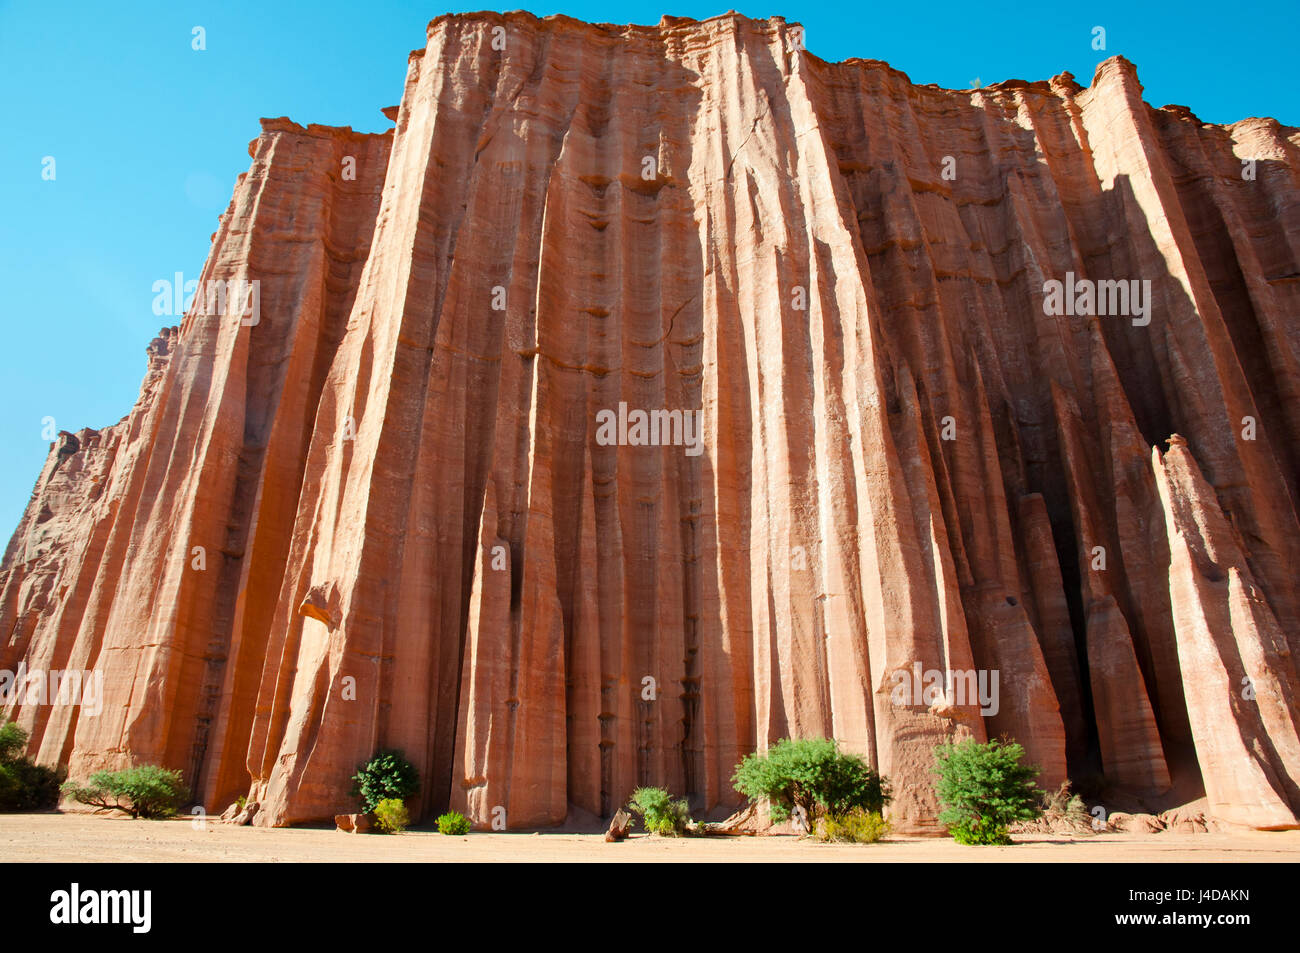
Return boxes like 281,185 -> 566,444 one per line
2,12 -> 1297,832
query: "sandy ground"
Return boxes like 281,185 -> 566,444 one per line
2,812 -> 1297,862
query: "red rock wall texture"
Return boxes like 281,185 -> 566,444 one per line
2,12 -> 1298,831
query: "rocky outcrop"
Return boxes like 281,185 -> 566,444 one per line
2,12 -> 1297,832
334,812 -> 372,834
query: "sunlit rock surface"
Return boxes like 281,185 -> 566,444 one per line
3,12 -> 1298,832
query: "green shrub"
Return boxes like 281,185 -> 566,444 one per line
0,720 -> 64,812
436,811 -> 471,835
61,765 -> 190,819
373,797 -> 410,834
732,737 -> 890,828
0,759 -> 64,811
932,737 -> 1042,845
350,749 -> 420,813
627,786 -> 692,836
0,721 -> 26,762
818,808 -> 892,844
949,815 -> 1011,845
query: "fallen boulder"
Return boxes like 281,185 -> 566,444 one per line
335,812 -> 373,834
604,808 -> 632,842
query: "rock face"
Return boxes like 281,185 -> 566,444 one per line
2,12 -> 1298,832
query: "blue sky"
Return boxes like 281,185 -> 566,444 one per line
0,0 -> 1295,537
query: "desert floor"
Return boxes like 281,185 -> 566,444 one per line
2,813 -> 1298,862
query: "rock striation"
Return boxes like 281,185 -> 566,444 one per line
2,12 -> 1298,832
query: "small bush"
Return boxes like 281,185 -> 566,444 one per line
1041,780 -> 1087,818
1010,780 -> 1097,835
932,737 -> 1042,845
732,737 -> 890,828
374,797 -> 410,834
818,808 -> 891,844
627,786 -> 692,836
436,811 -> 471,835
61,765 -> 190,819
0,720 -> 64,812
0,721 -> 26,762
949,815 -> 1011,845
0,759 -> 64,811
350,750 -> 420,814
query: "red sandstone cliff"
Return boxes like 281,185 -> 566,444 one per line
2,12 -> 1298,832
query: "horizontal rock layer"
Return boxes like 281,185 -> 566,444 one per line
2,12 -> 1298,831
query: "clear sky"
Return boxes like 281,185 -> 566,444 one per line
0,0 -> 1295,537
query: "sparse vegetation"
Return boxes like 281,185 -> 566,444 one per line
436,810 -> 472,835
1013,780 -> 1097,834
61,765 -> 190,819
0,721 -> 63,812
932,737 -> 1042,845
627,786 -> 692,836
350,750 -> 419,814
817,808 -> 892,844
732,737 -> 891,831
1042,780 -> 1087,817
373,797 -> 410,834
